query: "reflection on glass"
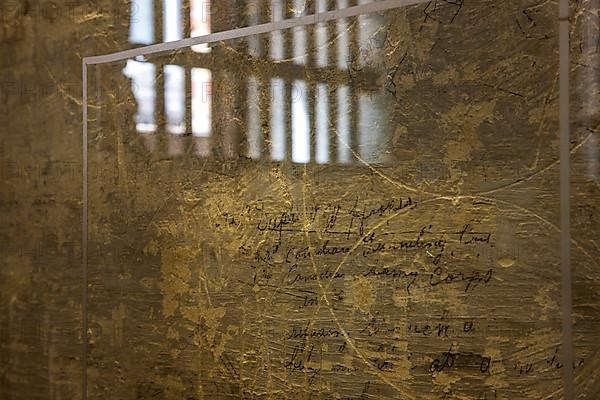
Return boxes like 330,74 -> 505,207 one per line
246,0 -> 262,58
292,80 -> 310,163
247,76 -> 262,159
292,1 -> 307,65
123,60 -> 156,133
191,0 -> 211,53
337,85 -> 351,163
337,0 -> 349,70
315,0 -> 329,68
163,0 -> 183,42
192,68 -> 212,137
129,0 -> 154,45
358,0 -> 386,163
164,65 -> 186,134
270,0 -> 284,61
271,78 -> 286,161
315,83 -> 329,164
122,2 -> 390,164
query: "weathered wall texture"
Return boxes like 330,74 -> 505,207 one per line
1,1 -> 598,399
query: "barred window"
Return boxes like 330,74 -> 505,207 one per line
123,0 -> 390,164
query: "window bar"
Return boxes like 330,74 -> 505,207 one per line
214,1 -> 240,159
222,77 -> 241,159
182,0 -> 191,38
236,73 -> 249,160
153,0 -> 165,153
247,0 -> 263,58
328,0 -> 339,163
259,0 -> 271,159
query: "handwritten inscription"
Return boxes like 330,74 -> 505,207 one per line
200,197 -> 561,399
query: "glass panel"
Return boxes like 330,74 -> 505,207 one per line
87,2 -> 567,398
570,0 -> 599,398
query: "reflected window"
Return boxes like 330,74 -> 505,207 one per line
123,0 -> 386,165
126,0 -> 213,138
123,59 -> 157,133
247,76 -> 262,159
129,0 -> 154,45
292,80 -> 310,163
191,0 -> 211,53
337,85 -> 351,163
246,0 -> 262,58
292,1 -> 307,65
163,0 -> 183,42
192,68 -> 212,137
270,78 -> 286,161
337,0 -> 349,70
315,0 -> 329,68
315,83 -> 329,164
164,65 -> 186,134
270,0 -> 284,60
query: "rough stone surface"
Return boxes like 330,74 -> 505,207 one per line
0,1 -> 598,399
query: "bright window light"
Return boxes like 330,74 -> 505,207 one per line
192,68 -> 213,137
164,65 -> 186,134
315,83 -> 329,164
270,78 -> 286,160
129,0 -> 154,45
337,85 -> 350,163
191,0 -> 212,53
123,60 -> 157,133
163,0 -> 183,42
292,80 -> 310,163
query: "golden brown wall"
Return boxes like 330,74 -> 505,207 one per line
1,1 -> 598,399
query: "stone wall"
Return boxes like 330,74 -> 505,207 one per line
0,1 -> 598,399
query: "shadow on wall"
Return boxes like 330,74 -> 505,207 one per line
122,0 -> 391,165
